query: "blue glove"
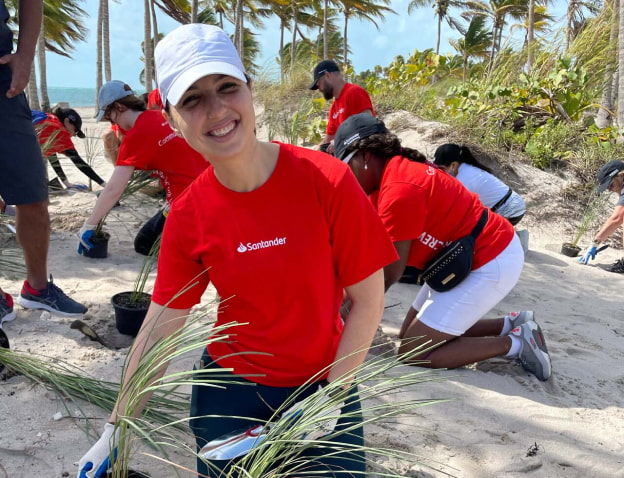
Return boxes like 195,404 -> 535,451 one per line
76,423 -> 119,478
578,245 -> 598,264
67,183 -> 89,191
77,222 -> 97,255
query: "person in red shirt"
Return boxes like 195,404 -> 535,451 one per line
334,113 -> 552,382
76,81 -> 208,256
309,60 -> 374,154
32,107 -> 107,190
77,25 -> 397,478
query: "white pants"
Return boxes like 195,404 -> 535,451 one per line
413,234 -> 524,336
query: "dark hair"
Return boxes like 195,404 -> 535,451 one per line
348,132 -> 427,164
51,107 -> 70,121
112,94 -> 147,113
433,143 -> 493,174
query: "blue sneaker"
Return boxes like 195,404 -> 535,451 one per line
17,275 -> 87,317
510,321 -> 551,381
0,292 -> 16,325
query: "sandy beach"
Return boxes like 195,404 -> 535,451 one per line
0,107 -> 622,478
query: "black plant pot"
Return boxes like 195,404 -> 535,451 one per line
0,328 -> 9,375
82,232 -> 111,259
561,242 -> 581,258
111,291 -> 151,337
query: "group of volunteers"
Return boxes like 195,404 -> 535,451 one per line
6,8 -> 619,478
71,24 -> 556,478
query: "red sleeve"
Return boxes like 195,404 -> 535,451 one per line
152,203 -> 210,308
328,167 -> 398,286
377,182 -> 427,242
346,86 -> 374,117
147,89 -> 163,109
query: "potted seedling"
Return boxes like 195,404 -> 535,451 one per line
111,236 -> 160,336
561,193 -> 609,257
82,170 -> 155,259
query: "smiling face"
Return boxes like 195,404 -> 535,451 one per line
165,74 -> 255,161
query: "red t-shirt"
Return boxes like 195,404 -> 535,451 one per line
372,157 -> 514,270
152,143 -> 398,386
35,114 -> 75,156
116,110 -> 207,202
326,83 -> 375,136
147,88 -> 163,109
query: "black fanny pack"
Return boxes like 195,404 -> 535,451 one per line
421,210 -> 488,292
491,187 -> 513,213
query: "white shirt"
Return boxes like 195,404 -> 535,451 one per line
456,163 -> 526,219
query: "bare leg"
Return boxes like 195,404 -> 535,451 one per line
398,318 -> 512,369
401,306 -> 506,339
15,199 -> 49,290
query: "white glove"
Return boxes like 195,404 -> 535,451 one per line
76,423 -> 119,478
280,383 -> 346,440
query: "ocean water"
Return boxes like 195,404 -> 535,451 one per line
48,86 -> 97,107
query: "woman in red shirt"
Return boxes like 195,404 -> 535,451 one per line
76,81 -> 208,256
334,113 -> 552,382
77,25 -> 397,478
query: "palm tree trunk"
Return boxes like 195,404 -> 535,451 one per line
144,0 -> 153,91
527,0 -> 535,72
151,0 -> 159,47
291,5 -> 298,69
27,63 -> 40,110
598,0 -> 619,128
191,0 -> 199,22
617,0 -> 624,132
37,16 -> 50,111
96,0 -> 104,114
323,0 -> 329,59
280,22 -> 285,81
343,14 -> 349,66
436,14 -> 442,55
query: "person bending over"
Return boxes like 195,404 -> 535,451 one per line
333,113 -> 552,382
76,81 -> 207,256
579,159 -> 624,272
32,107 -> 107,190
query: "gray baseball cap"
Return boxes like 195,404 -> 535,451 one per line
96,80 -> 134,122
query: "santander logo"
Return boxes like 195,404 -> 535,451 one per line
237,237 -> 287,253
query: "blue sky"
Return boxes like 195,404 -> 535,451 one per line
45,0 -> 568,89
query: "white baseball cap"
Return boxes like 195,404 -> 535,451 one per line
155,24 -> 247,107
96,80 -> 134,121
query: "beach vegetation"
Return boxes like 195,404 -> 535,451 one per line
0,309 -> 449,477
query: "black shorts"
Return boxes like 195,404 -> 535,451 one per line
0,65 -> 47,205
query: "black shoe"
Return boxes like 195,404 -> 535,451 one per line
606,259 -> 624,273
398,266 -> 423,285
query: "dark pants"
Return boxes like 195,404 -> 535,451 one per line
0,65 -> 47,205
134,209 -> 166,255
190,351 -> 366,478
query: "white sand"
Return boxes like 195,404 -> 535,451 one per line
0,108 -> 622,477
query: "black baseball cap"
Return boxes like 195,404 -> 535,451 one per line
597,159 -> 624,193
309,60 -> 340,90
333,113 -> 388,162
57,108 -> 86,138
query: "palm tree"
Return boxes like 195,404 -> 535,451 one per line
407,0 -> 465,55
4,0 -> 87,109
337,0 -> 395,66
597,0 -> 617,128
449,15 -> 492,80
567,0 -> 602,50
464,0 -> 527,70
